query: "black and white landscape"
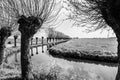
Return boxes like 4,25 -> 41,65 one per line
0,0 -> 120,80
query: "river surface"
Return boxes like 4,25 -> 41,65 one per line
7,45 -> 118,80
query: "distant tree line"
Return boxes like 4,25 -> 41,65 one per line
47,28 -> 71,39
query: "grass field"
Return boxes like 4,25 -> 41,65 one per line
49,37 -> 118,62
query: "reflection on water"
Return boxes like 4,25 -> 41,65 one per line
36,47 -> 38,54
31,48 -> 34,56
42,44 -> 44,53
7,46 -> 118,80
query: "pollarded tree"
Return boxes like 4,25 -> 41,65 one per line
67,0 -> 120,79
0,5 -> 16,66
0,0 -> 61,79
66,0 -> 120,57
12,30 -> 20,47
0,26 -> 11,65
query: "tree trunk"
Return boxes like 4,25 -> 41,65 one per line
115,35 -> 120,80
0,27 -> 11,66
117,37 -> 120,60
14,37 -> 16,47
21,33 -> 33,80
42,37 -> 44,53
0,36 -> 6,65
111,22 -> 120,80
14,36 -> 17,47
18,15 -> 43,80
111,24 -> 120,80
36,37 -> 38,45
116,64 -> 120,80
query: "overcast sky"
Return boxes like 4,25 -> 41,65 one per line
16,0 -> 115,39
34,8 -> 116,38
32,0 -> 116,39
9,0 -> 116,39
55,21 -> 115,38
50,7 -> 116,38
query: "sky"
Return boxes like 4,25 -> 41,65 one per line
33,12 -> 115,38
55,20 -> 115,38
10,0 -> 116,39
43,7 -> 116,38
35,1 -> 115,39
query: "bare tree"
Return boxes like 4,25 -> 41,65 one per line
0,26 -> 11,65
0,0 -> 61,79
66,0 -> 120,56
12,30 -> 20,47
67,0 -> 120,79
0,4 -> 16,66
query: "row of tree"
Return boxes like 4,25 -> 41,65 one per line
47,28 -> 71,39
1,0 -> 120,79
0,0 -> 61,79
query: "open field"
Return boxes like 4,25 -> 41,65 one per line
49,37 -> 118,63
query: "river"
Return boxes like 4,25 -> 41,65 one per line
7,45 -> 118,80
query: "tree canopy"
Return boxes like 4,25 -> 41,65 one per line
65,0 -> 118,32
46,27 -> 71,39
0,0 -> 61,29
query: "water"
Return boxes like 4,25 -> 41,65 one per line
7,46 -> 118,80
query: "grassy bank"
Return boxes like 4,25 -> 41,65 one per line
49,38 -> 118,63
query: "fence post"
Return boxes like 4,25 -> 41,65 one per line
31,48 -> 34,56
47,37 -> 48,44
42,37 -> 44,46
46,37 -> 49,49
56,38 -> 57,44
36,47 -> 38,54
42,37 -> 44,53
15,53 -> 18,62
53,38 -> 54,45
31,38 -> 33,45
14,35 -> 18,47
36,37 -> 38,45
49,38 -> 51,43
